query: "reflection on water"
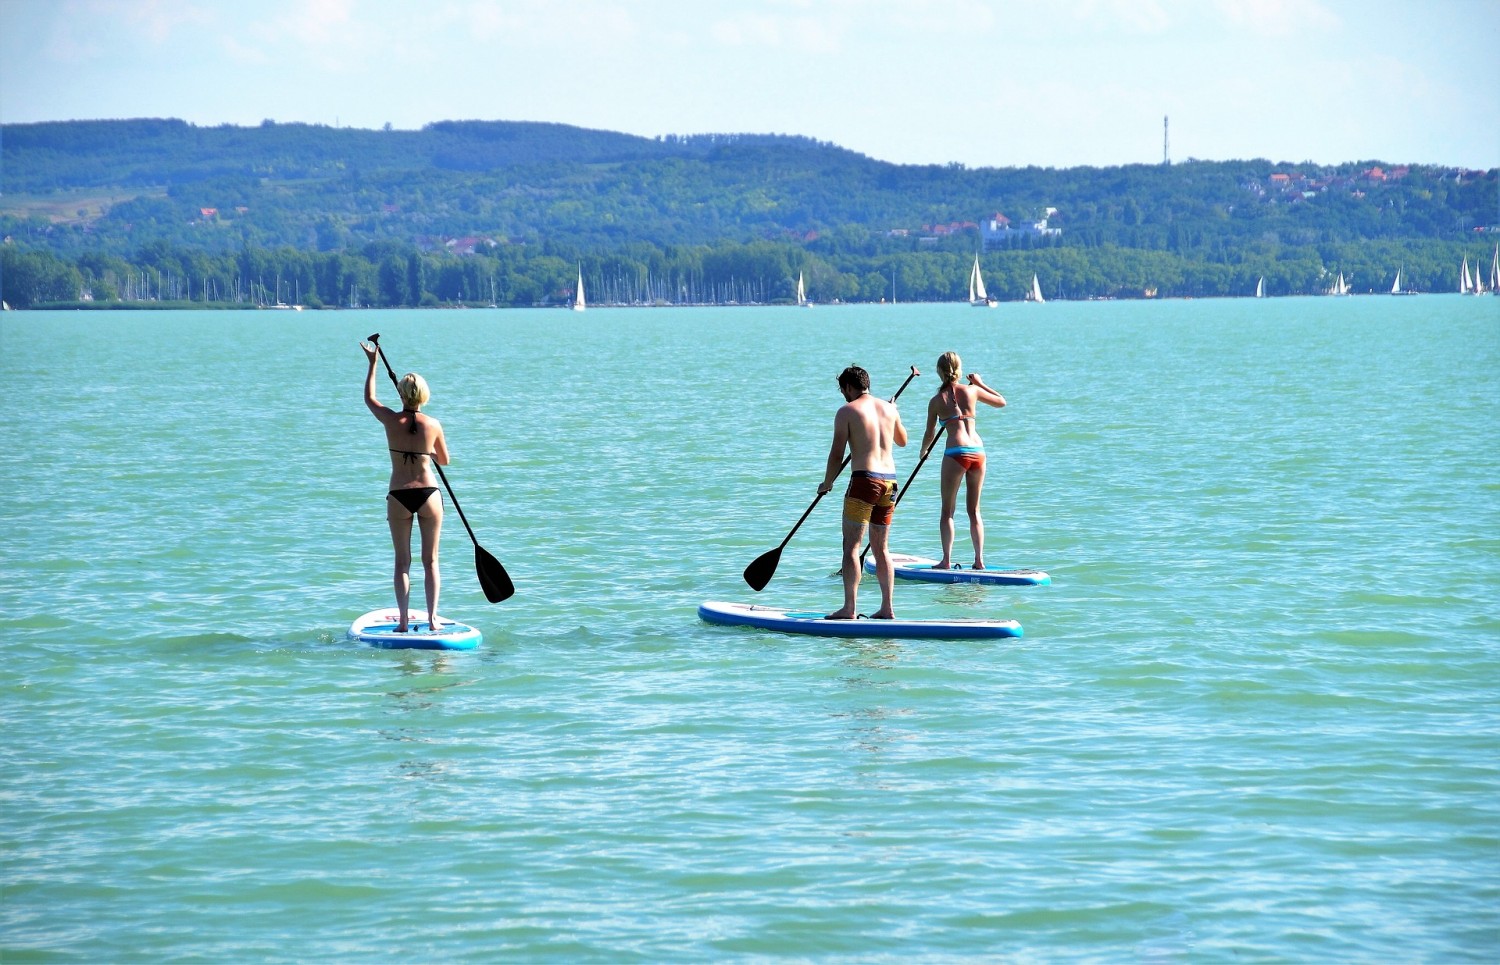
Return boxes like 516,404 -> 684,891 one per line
381,656 -> 475,782
934,582 -> 996,608
832,639 -> 912,784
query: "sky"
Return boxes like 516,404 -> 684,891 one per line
2,0 -> 1497,171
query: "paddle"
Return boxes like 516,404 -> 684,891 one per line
743,365 -> 920,591
368,333 -> 515,603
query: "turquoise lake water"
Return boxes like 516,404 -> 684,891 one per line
3,297 -> 1498,961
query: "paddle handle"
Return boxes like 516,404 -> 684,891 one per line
889,365 -> 921,405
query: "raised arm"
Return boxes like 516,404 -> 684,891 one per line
362,342 -> 383,412
968,373 -> 1007,409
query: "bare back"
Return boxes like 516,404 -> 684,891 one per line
381,410 -> 449,491
836,393 -> 907,473
922,376 -> 1006,454
932,383 -> 983,449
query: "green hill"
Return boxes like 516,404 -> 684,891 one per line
2,118 -> 1495,307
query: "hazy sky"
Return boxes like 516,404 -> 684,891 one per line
3,0 -> 1496,170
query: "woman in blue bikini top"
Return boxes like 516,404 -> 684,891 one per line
362,340 -> 451,633
921,351 -> 1007,571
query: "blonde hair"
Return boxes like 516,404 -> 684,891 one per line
398,372 -> 430,410
937,351 -> 962,385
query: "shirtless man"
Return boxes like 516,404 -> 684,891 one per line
819,365 -> 909,620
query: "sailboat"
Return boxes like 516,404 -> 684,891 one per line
1025,273 -> 1045,303
796,271 -> 812,307
572,265 -> 586,311
1328,271 -> 1350,296
968,255 -> 996,307
1389,266 -> 1417,295
1460,255 -> 1474,294
1255,276 -> 1265,298
1491,244 -> 1499,296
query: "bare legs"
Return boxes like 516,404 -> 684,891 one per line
936,457 -> 987,569
829,519 -> 894,620
387,494 -> 444,631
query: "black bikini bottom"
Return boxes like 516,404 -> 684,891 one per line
388,487 -> 439,515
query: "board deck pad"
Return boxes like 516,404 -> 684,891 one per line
348,608 -> 483,650
867,553 -> 1051,586
698,600 -> 1021,640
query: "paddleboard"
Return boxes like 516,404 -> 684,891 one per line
698,600 -> 1021,640
866,553 -> 1050,586
348,608 -> 482,650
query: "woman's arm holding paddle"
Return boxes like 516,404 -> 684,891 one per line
362,341 -> 396,424
968,373 -> 1006,409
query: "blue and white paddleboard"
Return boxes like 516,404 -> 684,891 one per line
867,553 -> 1051,586
348,608 -> 482,650
698,600 -> 1021,640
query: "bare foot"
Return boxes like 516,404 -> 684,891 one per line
825,608 -> 857,620
933,560 -> 953,570
870,610 -> 895,620
972,563 -> 986,571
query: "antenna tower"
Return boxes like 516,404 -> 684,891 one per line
1163,115 -> 1170,165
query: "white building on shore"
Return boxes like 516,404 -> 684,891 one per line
981,209 -> 1061,249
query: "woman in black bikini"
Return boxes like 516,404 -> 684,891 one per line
362,341 -> 450,632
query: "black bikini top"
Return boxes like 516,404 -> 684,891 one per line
391,409 -> 429,463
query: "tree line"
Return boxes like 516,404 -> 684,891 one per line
5,234 -> 1494,309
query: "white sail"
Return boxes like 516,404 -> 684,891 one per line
1391,268 -> 1402,294
968,255 -> 994,307
1027,273 -> 1045,303
1460,256 -> 1473,294
1255,276 -> 1265,298
1492,244 -> 1499,295
1338,272 -> 1350,296
796,271 -> 809,307
573,266 -> 586,311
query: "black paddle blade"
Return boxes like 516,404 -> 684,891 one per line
475,545 -> 514,603
743,546 -> 782,592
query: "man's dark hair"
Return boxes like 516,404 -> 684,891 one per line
837,365 -> 870,394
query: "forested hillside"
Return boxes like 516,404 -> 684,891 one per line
2,118 -> 1495,308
